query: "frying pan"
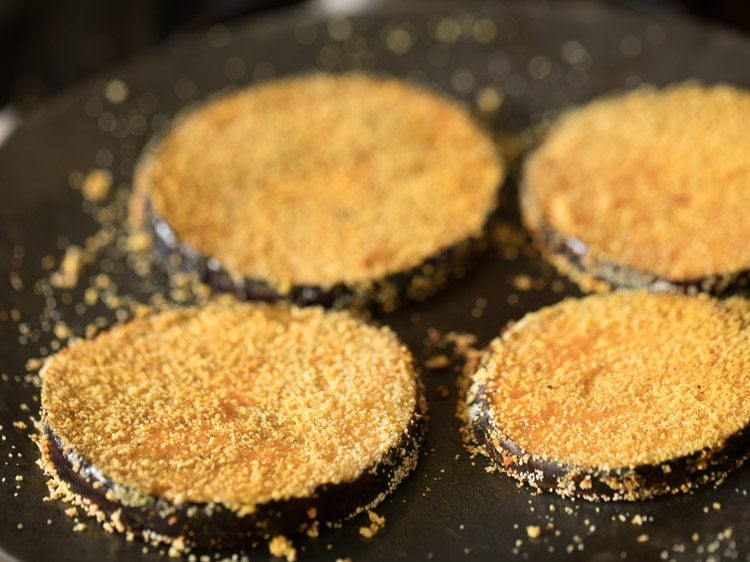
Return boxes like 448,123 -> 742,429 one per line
1,1 -> 749,560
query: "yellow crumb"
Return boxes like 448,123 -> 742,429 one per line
25,358 -> 44,371
269,535 -> 297,562
82,169 -> 112,203
51,246 -> 84,289
126,231 -> 153,252
53,321 -> 71,340
167,536 -> 187,558
511,274 -> 533,291
359,509 -> 386,538
424,354 -> 451,370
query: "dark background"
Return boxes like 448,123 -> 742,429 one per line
0,0 -> 748,115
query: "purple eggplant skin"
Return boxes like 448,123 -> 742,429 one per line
144,198 -> 493,312
468,381 -> 750,501
42,403 -> 426,548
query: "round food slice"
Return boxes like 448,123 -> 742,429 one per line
467,291 -> 750,501
521,82 -> 750,294
39,298 -> 425,547
131,72 -> 505,311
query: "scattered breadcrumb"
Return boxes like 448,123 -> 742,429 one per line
50,246 -> 84,289
359,510 -> 386,539
53,321 -> 71,341
268,535 -> 297,562
125,230 -> 153,252
511,274 -> 533,291
167,536 -> 188,558
526,525 -> 541,539
82,169 -> 112,203
424,354 -> 450,370
25,358 -> 44,371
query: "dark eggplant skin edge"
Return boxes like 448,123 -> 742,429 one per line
518,178 -> 750,296
467,380 -> 750,501
143,197 -> 492,312
40,391 -> 427,549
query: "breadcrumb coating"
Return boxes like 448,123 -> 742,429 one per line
471,291 -> 750,468
134,73 -> 504,289
523,82 -> 750,281
40,297 -> 419,512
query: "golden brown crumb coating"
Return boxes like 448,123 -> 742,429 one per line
470,291 -> 750,469
523,82 -> 750,283
41,297 -> 419,512
134,73 -> 504,290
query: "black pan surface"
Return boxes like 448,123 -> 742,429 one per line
1,1 -> 749,561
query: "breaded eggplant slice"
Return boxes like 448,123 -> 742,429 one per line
467,291 -> 750,501
521,82 -> 750,294
39,298 -> 426,548
131,73 -> 505,311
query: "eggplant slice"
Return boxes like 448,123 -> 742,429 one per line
141,195 -> 490,311
130,72 -> 506,311
466,291 -> 750,501
520,82 -> 750,295
39,298 -> 426,547
520,183 -> 750,296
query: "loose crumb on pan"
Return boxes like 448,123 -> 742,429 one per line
523,82 -> 750,282
81,169 -> 113,203
133,72 -> 505,290
470,291 -> 750,469
167,536 -> 188,558
125,230 -> 153,253
50,246 -> 84,289
358,510 -> 386,539
526,525 -> 541,539
40,297 -> 419,512
424,354 -> 451,370
268,535 -> 296,562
